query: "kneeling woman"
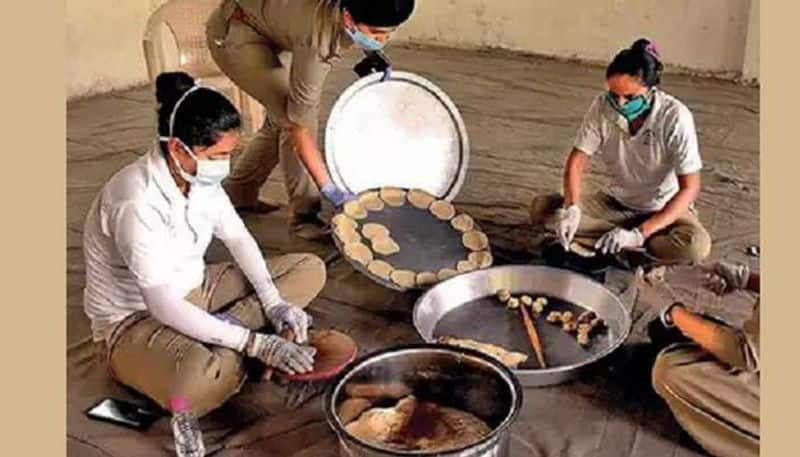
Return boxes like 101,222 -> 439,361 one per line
82,72 -> 326,455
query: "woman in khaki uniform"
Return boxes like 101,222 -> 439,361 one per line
206,0 -> 415,238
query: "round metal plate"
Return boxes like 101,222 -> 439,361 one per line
325,72 -> 469,201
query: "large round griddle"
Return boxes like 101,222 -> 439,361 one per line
413,265 -> 632,387
333,189 -> 491,292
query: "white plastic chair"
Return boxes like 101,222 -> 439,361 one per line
142,0 -> 264,134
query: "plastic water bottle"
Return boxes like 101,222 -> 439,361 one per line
170,398 -> 205,457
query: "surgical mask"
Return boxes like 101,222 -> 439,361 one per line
606,91 -> 650,122
346,25 -> 384,51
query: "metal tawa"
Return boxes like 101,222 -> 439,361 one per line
332,189 -> 491,292
413,265 -> 632,387
325,71 -> 469,201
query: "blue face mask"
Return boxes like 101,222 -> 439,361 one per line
346,25 -> 384,51
606,92 -> 650,122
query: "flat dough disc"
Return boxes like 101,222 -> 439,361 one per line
335,225 -> 362,244
468,251 -> 493,269
390,269 -> 417,288
344,242 -> 373,265
416,271 -> 438,287
407,189 -> 435,209
430,200 -> 456,221
344,201 -> 368,219
367,260 -> 394,280
456,260 -> 478,273
358,191 -> 385,212
332,213 -> 357,230
437,268 -> 458,281
362,223 -> 391,240
380,187 -> 407,207
371,236 -> 400,256
462,230 -> 489,251
450,214 -> 474,232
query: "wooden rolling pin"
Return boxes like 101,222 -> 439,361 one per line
519,304 -> 547,369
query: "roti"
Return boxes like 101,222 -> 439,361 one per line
362,223 -> 391,240
450,214 -> 474,232
367,260 -> 394,280
407,189 -> 435,209
344,201 -> 368,219
379,187 -> 406,207
430,200 -> 456,221
390,269 -> 417,288
468,251 -> 493,268
462,230 -> 489,251
344,242 -> 373,265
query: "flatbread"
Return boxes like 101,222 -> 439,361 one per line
344,242 -> 373,265
367,260 -> 394,280
468,251 -> 493,269
371,236 -> 400,256
390,269 -> 417,288
429,200 -> 455,221
416,271 -> 438,287
344,201 -> 368,219
358,191 -> 385,212
407,189 -> 435,209
335,225 -> 362,244
456,260 -> 478,273
438,336 -> 529,368
437,268 -> 458,281
462,230 -> 489,251
450,214 -> 474,232
362,223 -> 390,240
380,187 -> 406,207
332,213 -> 357,230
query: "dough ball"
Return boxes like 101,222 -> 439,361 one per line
577,323 -> 593,334
496,289 -> 511,303
358,191 -> 385,212
450,214 -> 474,232
371,236 -> 400,256
430,200 -> 456,221
367,260 -> 394,280
361,223 -> 390,240
577,331 -> 590,347
532,301 -> 545,314
437,268 -> 458,281
335,225 -> 362,244
468,251 -> 493,269
562,321 -> 578,333
416,271 -> 438,287
390,269 -> 417,288
379,187 -> 406,207
561,311 -> 575,323
407,189 -> 435,209
332,213 -> 358,230
506,297 -> 520,309
577,310 -> 597,324
520,295 -> 533,306
344,201 -> 368,219
462,230 -> 489,251
546,311 -> 562,323
456,260 -> 478,273
344,242 -> 373,265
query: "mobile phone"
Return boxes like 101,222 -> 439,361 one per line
85,398 -> 163,430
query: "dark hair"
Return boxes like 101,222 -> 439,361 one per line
605,38 -> 664,87
155,71 -> 241,154
341,0 -> 415,27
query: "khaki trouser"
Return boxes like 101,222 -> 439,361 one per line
104,254 -> 326,417
206,4 -> 321,216
529,192 -> 711,263
652,343 -> 760,457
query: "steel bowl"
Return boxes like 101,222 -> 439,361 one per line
412,265 -> 632,387
324,344 -> 523,457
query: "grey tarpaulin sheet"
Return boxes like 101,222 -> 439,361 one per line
67,44 -> 758,456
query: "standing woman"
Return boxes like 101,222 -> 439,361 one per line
206,0 -> 416,238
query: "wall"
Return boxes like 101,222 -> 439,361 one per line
66,0 -> 758,99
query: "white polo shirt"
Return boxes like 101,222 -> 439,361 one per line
82,146 -> 249,342
573,89 -> 702,211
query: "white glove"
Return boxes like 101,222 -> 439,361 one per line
263,301 -> 311,344
595,227 -> 645,254
246,333 -> 316,375
552,205 -> 581,249
702,261 -> 750,295
171,410 -> 205,457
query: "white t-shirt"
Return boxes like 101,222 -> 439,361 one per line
573,89 -> 702,211
82,147 -> 252,343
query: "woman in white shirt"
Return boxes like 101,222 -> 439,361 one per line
530,38 -> 711,264
82,72 -> 327,456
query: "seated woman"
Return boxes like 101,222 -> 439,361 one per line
82,72 -> 326,456
529,38 -> 711,264
650,261 -> 759,456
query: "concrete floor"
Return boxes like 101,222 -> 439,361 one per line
67,44 -> 759,456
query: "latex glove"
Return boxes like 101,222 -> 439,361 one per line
246,333 -> 316,375
552,205 -> 581,249
321,182 -> 357,208
702,261 -> 750,295
595,227 -> 645,255
170,405 -> 205,457
263,302 -> 312,344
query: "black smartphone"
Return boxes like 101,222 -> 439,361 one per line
85,398 -> 163,431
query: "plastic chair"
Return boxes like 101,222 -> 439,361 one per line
142,0 -> 264,134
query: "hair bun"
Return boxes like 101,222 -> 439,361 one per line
155,71 -> 195,108
630,38 -> 661,61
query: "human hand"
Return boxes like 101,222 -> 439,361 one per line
321,182 -> 357,208
263,302 -> 311,344
595,227 -> 645,255
701,261 -> 750,295
552,205 -> 581,249
246,333 -> 316,375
